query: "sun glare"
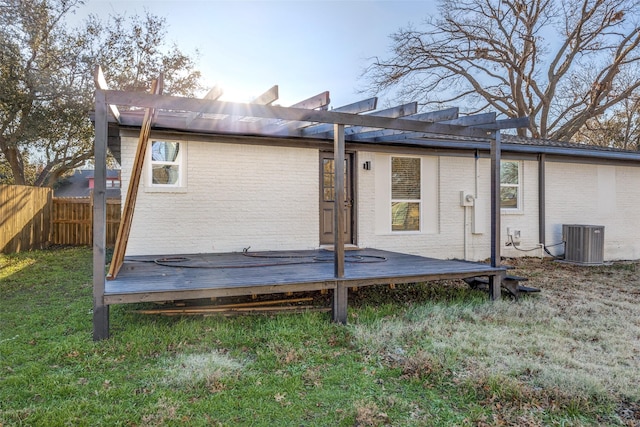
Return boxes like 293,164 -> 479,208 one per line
0,256 -> 36,281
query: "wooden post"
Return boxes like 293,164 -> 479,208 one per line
538,153 -> 546,245
489,272 -> 503,301
332,281 -> 348,324
93,90 -> 109,340
333,124 -> 346,278
489,131 -> 502,301
332,124 -> 347,323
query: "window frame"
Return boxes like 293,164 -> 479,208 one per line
500,160 -> 522,213
390,156 -> 422,232
145,140 -> 187,192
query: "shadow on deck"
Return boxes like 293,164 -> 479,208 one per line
105,248 -> 504,306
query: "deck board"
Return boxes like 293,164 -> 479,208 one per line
104,249 -> 503,304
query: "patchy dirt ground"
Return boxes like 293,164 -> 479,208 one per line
502,258 -> 640,425
141,256 -> 640,425
346,257 -> 640,426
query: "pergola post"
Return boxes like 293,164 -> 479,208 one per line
332,124 -> 347,323
93,90 -> 109,340
332,281 -> 348,324
538,153 -> 546,246
489,131 -> 502,300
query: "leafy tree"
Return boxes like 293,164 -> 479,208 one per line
363,0 -> 640,142
0,0 -> 202,187
83,12 -> 202,97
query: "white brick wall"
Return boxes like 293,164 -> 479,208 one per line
121,137 -> 319,256
358,153 -> 640,261
495,159 -> 541,259
358,153 -> 540,261
359,153 -> 476,259
119,136 -> 640,261
546,162 -> 640,260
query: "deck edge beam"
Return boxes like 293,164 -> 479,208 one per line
104,281 -> 337,305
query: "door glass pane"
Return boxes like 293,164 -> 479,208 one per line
322,158 -> 348,202
323,159 -> 334,202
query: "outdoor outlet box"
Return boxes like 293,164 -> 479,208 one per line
506,227 -> 521,245
460,191 -> 474,207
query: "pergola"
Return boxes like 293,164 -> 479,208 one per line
92,66 -> 528,340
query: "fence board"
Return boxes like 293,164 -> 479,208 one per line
0,184 -> 53,253
1,186 -> 120,253
105,200 -> 121,246
52,198 -> 92,245
52,198 -> 120,247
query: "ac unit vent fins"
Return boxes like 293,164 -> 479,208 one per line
562,224 -> 604,265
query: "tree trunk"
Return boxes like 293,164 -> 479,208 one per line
3,146 -> 26,185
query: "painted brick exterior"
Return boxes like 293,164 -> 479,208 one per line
356,153 -> 542,260
121,137 -> 319,256
119,136 -> 640,261
545,162 -> 640,260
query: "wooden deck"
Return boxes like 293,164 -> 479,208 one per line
105,249 -> 504,306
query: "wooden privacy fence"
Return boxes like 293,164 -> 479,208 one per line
0,184 -> 52,253
52,198 -> 121,247
1,184 -> 121,253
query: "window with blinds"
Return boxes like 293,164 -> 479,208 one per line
391,157 -> 421,231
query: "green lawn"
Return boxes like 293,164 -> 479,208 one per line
1,248 -> 638,426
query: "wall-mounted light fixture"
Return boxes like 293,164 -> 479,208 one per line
363,161 -> 371,170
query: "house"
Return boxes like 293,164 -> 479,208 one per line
54,169 -> 121,199
110,121 -> 640,263
92,68 -> 640,339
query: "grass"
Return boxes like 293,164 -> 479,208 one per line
1,248 -> 639,426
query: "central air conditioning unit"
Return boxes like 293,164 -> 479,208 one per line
562,224 -> 605,265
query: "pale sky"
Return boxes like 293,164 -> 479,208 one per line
74,0 -> 439,108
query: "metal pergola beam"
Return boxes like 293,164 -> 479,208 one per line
303,102 -> 418,138
441,112 -> 495,126
103,90 -> 498,139
289,91 -> 330,110
252,85 -> 279,105
93,66 -> 121,122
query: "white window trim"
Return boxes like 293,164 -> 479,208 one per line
145,140 -> 188,193
500,160 -> 523,214
374,154 -> 438,235
390,156 -> 422,233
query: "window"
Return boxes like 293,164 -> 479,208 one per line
374,153 -> 436,235
391,157 -> 421,231
148,141 -> 184,188
500,160 -> 521,210
322,158 -> 347,203
106,178 -> 121,188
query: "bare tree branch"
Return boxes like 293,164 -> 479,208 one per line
362,0 -> 640,141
